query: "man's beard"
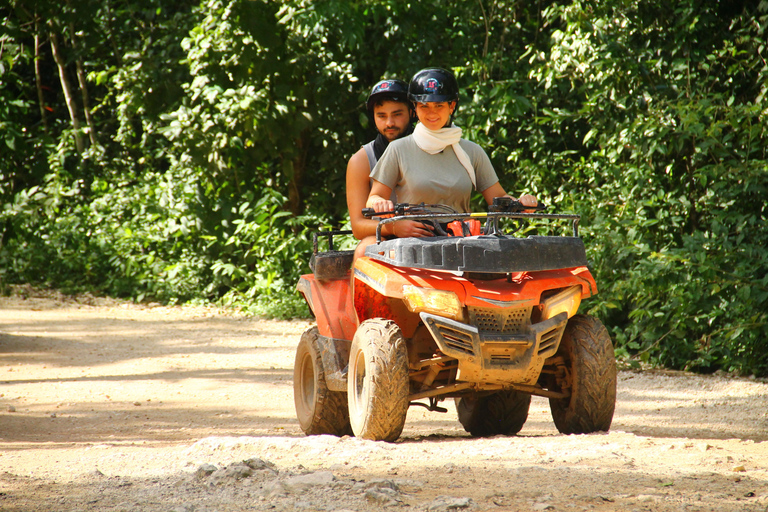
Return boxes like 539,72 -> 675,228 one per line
373,123 -> 413,160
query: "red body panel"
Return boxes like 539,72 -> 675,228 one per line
353,257 -> 596,306
298,257 -> 598,342
297,275 -> 357,341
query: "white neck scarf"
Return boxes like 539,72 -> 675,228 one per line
412,123 -> 476,187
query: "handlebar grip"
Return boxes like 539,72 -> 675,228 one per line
362,208 -> 376,218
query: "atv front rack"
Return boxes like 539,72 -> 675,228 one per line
364,233 -> 588,273
374,211 -> 581,242
365,209 -> 587,274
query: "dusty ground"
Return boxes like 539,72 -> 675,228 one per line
1,289 -> 768,512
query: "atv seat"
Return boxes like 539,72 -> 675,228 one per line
310,250 -> 355,280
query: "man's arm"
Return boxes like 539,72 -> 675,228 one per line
346,148 -> 382,240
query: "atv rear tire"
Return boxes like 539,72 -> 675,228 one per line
348,319 -> 409,442
294,326 -> 351,436
548,314 -> 616,434
456,390 -> 531,436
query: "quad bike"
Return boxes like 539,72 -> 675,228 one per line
293,198 -> 616,442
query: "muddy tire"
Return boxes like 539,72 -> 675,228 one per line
293,326 -> 351,436
456,390 -> 531,437
348,319 -> 409,442
548,314 -> 616,434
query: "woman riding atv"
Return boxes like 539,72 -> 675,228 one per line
364,67 -> 538,240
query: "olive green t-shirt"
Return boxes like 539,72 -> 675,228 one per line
370,135 -> 499,213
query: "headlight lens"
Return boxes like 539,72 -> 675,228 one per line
402,285 -> 463,321
541,286 -> 582,320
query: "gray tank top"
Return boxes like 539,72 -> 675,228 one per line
363,141 -> 378,171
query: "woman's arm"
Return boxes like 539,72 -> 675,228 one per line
367,179 -> 395,211
367,180 -> 434,238
481,182 -> 509,204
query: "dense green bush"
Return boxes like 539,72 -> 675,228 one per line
1,0 -> 766,372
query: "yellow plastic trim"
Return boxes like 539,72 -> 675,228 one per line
541,285 -> 582,320
403,285 -> 463,321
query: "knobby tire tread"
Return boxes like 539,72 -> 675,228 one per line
294,326 -> 351,436
457,390 -> 531,437
349,319 -> 409,442
550,314 -> 617,434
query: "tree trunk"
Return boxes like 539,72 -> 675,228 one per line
66,0 -> 98,148
74,58 -> 98,148
34,16 -> 49,133
49,30 -> 85,153
287,130 -> 309,216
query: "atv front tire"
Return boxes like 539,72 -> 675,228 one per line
456,390 -> 531,437
548,314 -> 616,434
348,319 -> 409,442
293,326 -> 351,436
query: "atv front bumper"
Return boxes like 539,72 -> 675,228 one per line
420,311 -> 569,385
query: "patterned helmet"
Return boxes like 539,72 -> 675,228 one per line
366,79 -> 410,115
408,68 -> 459,104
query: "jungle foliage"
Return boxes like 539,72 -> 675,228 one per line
1,0 -> 766,375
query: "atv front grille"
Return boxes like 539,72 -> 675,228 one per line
468,306 -> 532,334
538,323 -> 562,356
420,310 -> 569,386
438,327 -> 475,356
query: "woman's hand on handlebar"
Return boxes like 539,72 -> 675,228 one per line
518,194 -> 538,208
392,220 -> 435,238
361,202 -> 434,238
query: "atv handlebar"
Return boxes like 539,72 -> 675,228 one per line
363,202 -> 580,243
362,198 -> 546,219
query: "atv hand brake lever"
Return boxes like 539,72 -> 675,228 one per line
489,197 -> 547,213
362,204 -> 429,218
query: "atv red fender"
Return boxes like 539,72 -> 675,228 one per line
297,274 -> 357,342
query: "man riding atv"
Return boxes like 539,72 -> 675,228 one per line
346,78 -> 414,243
363,68 -> 537,242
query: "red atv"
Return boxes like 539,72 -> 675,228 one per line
294,199 -> 616,442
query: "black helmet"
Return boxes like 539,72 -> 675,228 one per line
366,79 -> 409,115
408,68 -> 459,104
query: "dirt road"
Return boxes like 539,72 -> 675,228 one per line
1,291 -> 767,511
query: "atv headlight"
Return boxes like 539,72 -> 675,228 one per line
541,286 -> 582,320
402,286 -> 463,321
